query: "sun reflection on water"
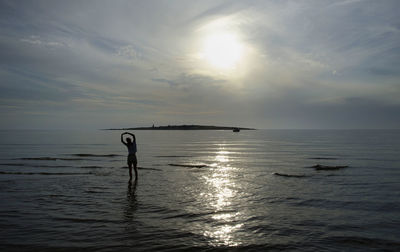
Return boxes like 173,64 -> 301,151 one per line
215,153 -> 229,163
200,146 -> 243,246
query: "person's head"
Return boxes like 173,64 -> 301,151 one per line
126,137 -> 132,143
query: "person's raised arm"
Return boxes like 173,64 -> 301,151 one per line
121,133 -> 127,145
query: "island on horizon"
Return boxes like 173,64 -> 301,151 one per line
104,124 -> 256,131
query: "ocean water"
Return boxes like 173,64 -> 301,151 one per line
0,129 -> 399,251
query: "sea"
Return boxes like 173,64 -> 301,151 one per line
0,129 -> 399,251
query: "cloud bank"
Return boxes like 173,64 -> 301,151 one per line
0,0 -> 399,129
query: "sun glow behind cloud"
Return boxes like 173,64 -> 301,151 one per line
193,17 -> 250,78
201,33 -> 243,69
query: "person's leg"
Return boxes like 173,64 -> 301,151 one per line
127,156 -> 133,180
133,155 -> 138,180
129,163 -> 133,180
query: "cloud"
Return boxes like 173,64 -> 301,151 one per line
20,35 -> 68,48
0,0 -> 399,129
116,45 -> 143,60
153,73 -> 225,88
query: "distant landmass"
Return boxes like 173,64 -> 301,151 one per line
104,125 -> 256,130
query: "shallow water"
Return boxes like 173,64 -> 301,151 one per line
0,129 -> 399,251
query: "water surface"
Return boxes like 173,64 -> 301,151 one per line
0,130 -> 399,251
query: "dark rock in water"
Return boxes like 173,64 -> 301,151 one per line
273,172 -> 309,178
20,157 -> 57,161
70,154 -> 122,157
168,164 -> 208,168
19,157 -> 89,161
0,163 -> 26,166
312,164 -> 348,170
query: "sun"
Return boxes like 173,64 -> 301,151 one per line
201,33 -> 243,69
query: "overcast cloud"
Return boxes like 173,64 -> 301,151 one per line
0,0 -> 399,129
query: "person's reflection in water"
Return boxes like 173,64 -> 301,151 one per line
124,179 -> 138,221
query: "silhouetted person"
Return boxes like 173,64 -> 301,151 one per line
121,132 -> 137,180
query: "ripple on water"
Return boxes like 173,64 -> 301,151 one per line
0,129 -> 399,251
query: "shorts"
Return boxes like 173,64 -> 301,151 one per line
127,154 -> 137,167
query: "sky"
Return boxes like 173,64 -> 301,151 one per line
0,0 -> 399,129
